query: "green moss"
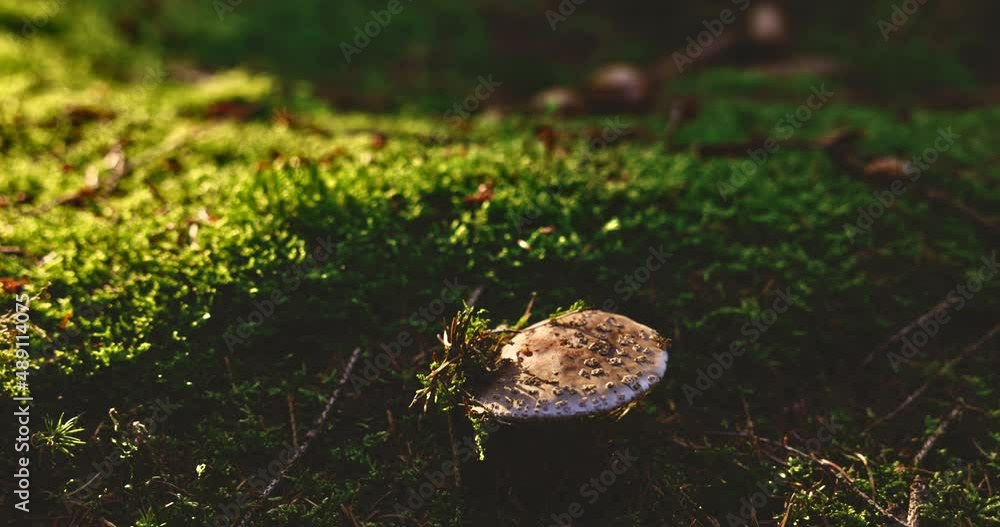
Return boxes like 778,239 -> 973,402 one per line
1,16 -> 998,526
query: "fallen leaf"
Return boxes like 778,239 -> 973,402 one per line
464,183 -> 494,205
817,128 -> 865,148
0,277 -> 27,293
864,156 -> 912,179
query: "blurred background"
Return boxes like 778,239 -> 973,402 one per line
9,0 -> 999,112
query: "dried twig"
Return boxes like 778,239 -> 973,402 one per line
512,292 -> 537,330
907,405 -> 963,527
465,284 -> 484,307
922,188 -> 1000,236
866,322 -> 1000,431
446,412 -> 462,488
724,432 -> 908,526
863,294 -> 953,366
237,347 -> 362,526
287,393 -> 299,449
778,494 -> 797,527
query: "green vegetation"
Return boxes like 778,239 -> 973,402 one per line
35,413 -> 85,457
1,1 -> 999,525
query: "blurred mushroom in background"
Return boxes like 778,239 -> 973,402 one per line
530,85 -> 585,116
586,63 -> 652,113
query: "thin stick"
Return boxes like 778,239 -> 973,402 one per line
513,292 -> 537,330
465,284 -> 484,307
913,406 -> 962,467
446,412 -> 462,488
864,294 -> 953,365
855,453 -> 878,503
65,471 -> 103,497
726,433 -> 908,526
907,405 -> 963,527
866,322 -> 1000,430
237,347 -> 362,526
778,494 -> 796,527
921,188 -> 1000,235
864,384 -> 929,432
287,393 -> 299,449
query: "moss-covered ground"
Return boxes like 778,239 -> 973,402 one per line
1,2 -> 999,525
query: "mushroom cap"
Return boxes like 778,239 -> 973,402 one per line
587,63 -> 651,111
747,2 -> 789,47
530,86 -> 584,115
470,310 -> 670,420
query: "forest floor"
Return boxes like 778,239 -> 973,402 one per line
1,2 -> 999,525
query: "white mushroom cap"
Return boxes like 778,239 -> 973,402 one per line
587,63 -> 651,110
470,310 -> 670,420
747,1 -> 789,47
530,86 -> 584,115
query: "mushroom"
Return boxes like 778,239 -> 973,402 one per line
746,1 -> 790,49
530,86 -> 584,116
586,63 -> 651,113
470,309 -> 670,420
